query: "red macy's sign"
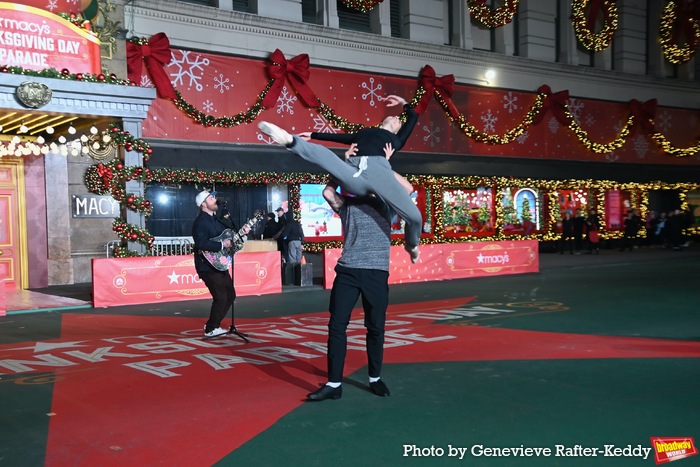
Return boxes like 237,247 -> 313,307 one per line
650,437 -> 698,464
0,2 -> 100,74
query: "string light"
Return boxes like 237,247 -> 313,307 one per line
571,0 -> 619,52
341,0 -> 383,12
466,0 -> 519,28
659,0 -> 700,64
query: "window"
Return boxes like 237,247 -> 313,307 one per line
302,0 -> 319,24
390,0 -> 402,38
231,0 -> 250,12
337,0 -> 370,32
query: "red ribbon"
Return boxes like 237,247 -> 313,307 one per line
533,85 -> 570,126
629,98 -> 657,134
584,0 -> 607,31
262,49 -> 319,109
126,32 -> 176,100
416,65 -> 459,118
673,0 -> 700,48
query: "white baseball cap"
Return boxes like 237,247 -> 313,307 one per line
195,190 -> 216,206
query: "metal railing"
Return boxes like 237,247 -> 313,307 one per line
105,237 -> 194,257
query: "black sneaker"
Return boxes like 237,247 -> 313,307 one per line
369,379 -> 390,397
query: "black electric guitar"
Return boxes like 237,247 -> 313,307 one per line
202,211 -> 264,271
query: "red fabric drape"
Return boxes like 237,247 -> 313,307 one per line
126,32 -> 176,100
416,65 -> 459,119
262,49 -> 319,108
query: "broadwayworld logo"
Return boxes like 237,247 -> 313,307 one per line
650,437 -> 698,464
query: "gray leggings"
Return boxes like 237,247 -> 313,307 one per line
287,136 -> 422,247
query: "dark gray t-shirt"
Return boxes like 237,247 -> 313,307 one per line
336,196 -> 392,271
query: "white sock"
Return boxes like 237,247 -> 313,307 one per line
369,376 -> 380,383
326,382 -> 341,388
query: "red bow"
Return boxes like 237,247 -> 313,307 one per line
533,85 -> 570,126
416,65 -> 459,118
629,98 -> 657,134
126,32 -> 176,100
262,49 -> 319,109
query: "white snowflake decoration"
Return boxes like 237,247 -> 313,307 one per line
422,122 -> 441,148
168,50 -> 210,92
567,98 -> 584,124
605,152 -> 620,162
311,114 -> 339,134
503,92 -> 518,114
481,109 -> 497,133
632,134 -> 650,159
547,117 -> 560,134
656,111 -> 672,132
516,131 -> 529,144
47,0 -> 58,10
214,73 -> 231,94
257,133 -> 275,145
584,114 -> 595,126
202,100 -> 214,113
139,74 -> 153,88
276,86 -> 298,115
361,77 -> 383,107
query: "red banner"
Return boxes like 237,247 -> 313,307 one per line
140,48 -> 699,166
0,2 -> 101,74
9,0 -> 92,14
323,240 -> 539,288
92,251 -> 281,308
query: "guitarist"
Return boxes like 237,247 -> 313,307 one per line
192,190 -> 251,339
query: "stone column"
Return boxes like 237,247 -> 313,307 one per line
517,0 -> 556,62
613,0 -> 646,75
400,0 -> 444,45
45,153 -> 73,285
122,117 -> 147,255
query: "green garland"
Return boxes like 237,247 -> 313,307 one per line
0,65 -> 132,86
84,125 -> 155,256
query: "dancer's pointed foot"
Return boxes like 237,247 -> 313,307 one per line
405,245 -> 420,264
258,121 -> 293,146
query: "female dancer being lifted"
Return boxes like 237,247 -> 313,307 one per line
258,95 -> 422,263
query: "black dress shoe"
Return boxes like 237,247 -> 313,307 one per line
369,380 -> 390,397
307,384 -> 342,401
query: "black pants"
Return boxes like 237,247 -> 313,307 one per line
199,270 -> 235,331
327,266 -> 389,383
559,235 -> 574,253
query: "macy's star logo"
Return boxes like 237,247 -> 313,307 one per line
167,270 -> 181,284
